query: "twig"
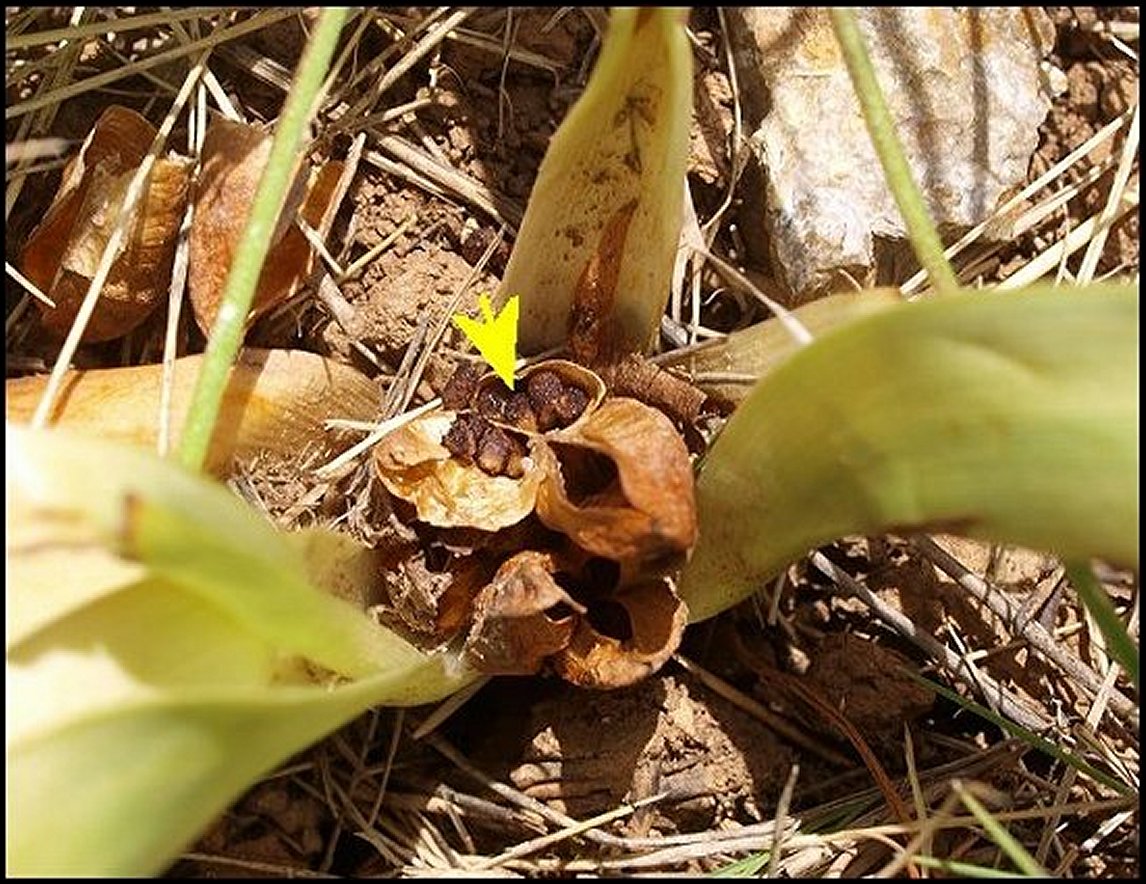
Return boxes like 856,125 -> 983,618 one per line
6,9 -> 297,121
372,133 -> 524,229
911,536 -> 1138,732
809,551 -> 1054,733
472,795 -> 666,871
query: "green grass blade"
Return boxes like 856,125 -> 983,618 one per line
829,9 -> 960,296
710,851 -> 771,877
680,284 -> 1137,622
499,8 -> 692,356
953,782 -> 1048,876
910,855 -> 1036,878
904,672 -> 1132,795
1064,560 -> 1139,692
178,8 -> 348,471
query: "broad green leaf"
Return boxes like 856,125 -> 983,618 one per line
6,425 -> 477,876
498,8 -> 692,357
681,285 -> 1138,622
658,290 -> 902,405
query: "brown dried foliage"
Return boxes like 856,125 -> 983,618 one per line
21,105 -> 192,341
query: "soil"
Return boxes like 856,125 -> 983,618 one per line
6,6 -> 1139,879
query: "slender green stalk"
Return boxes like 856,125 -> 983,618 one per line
178,7 -> 348,471
829,9 -> 960,296
1065,560 -> 1139,692
953,781 -> 1048,876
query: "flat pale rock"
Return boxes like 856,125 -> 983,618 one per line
728,8 -> 1059,300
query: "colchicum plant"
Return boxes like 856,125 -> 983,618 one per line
6,7 -> 1137,876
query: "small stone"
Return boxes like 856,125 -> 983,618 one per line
727,8 -> 1061,301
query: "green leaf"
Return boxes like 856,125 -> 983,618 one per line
681,285 -> 1138,622
658,290 -> 902,406
7,426 -> 476,875
499,7 -> 692,356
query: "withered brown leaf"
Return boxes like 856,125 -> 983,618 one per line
188,118 -> 342,334
21,105 -> 192,341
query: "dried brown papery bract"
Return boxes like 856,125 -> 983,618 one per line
463,551 -> 585,675
373,411 -> 542,531
21,105 -> 192,341
534,396 -> 697,571
188,118 -> 342,335
553,578 -> 688,689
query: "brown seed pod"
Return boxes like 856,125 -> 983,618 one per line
471,359 -> 606,435
533,396 -> 697,570
442,413 -> 529,479
188,118 -> 343,335
462,550 -> 586,676
552,578 -> 688,689
20,105 -> 192,341
372,410 -> 543,531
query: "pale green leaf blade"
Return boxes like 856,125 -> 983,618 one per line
681,285 -> 1138,621
7,426 -> 477,875
8,425 -> 445,680
659,290 -> 902,405
7,578 -> 450,876
498,8 -> 692,355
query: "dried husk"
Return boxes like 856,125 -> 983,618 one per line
462,551 -> 583,676
376,543 -> 495,645
373,411 -> 543,531
534,397 -> 697,569
5,349 -> 379,475
21,105 -> 192,341
188,118 -> 343,334
553,577 -> 688,689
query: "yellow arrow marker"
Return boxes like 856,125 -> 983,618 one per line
453,293 -> 519,389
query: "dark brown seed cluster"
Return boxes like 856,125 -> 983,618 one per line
440,361 -> 594,479
475,369 -> 591,433
442,412 -> 528,479
440,360 -> 485,411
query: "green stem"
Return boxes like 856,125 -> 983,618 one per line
178,7 -> 349,472
829,9 -> 961,296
